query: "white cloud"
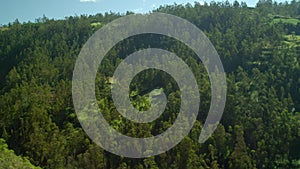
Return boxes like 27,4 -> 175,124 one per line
199,1 -> 205,5
132,8 -> 144,13
80,0 -> 97,2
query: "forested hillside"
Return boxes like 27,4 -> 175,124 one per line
1,0 -> 300,168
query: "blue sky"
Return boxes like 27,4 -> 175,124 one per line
0,0 -> 288,25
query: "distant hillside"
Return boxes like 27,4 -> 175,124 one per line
0,1 -> 300,169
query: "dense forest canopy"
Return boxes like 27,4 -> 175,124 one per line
0,0 -> 300,168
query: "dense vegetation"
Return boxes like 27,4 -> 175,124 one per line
1,0 -> 300,168
0,138 -> 41,169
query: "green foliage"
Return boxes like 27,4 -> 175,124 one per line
0,1 -> 300,168
0,138 -> 41,169
272,17 -> 300,25
229,125 -> 254,169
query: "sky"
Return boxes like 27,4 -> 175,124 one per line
0,0 -> 289,25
